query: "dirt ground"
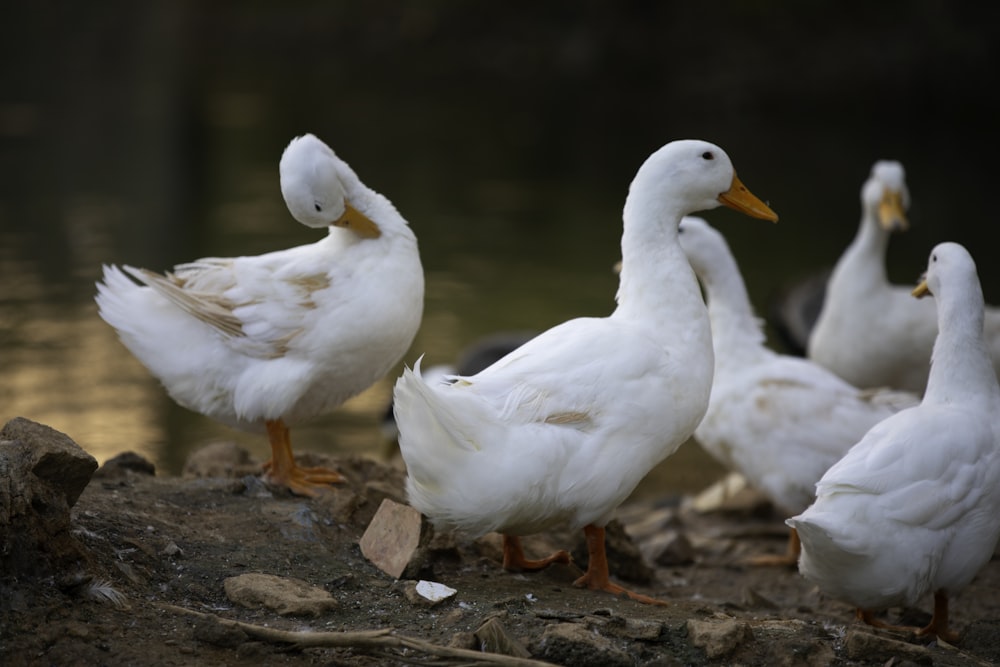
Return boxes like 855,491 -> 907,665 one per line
3,440 -> 1000,667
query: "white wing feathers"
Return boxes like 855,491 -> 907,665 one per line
121,258 -> 331,360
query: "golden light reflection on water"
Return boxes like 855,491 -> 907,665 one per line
4,301 -> 163,466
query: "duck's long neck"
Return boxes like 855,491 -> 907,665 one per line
924,280 -> 999,407
699,247 -> 768,363
834,208 -> 890,286
614,200 -> 711,350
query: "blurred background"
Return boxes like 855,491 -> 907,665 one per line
1,1 -> 997,495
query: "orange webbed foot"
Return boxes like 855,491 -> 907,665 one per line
856,609 -> 920,636
502,535 -> 572,571
572,571 -> 668,606
262,418 -> 345,497
574,524 -> 668,606
857,590 -> 960,643
916,591 -> 960,643
262,462 -> 345,498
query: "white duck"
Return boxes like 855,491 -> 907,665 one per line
788,242 -> 1000,641
96,133 -> 424,497
393,140 -> 778,605
808,161 -> 1000,393
677,216 -> 917,566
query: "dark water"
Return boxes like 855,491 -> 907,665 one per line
2,2 -> 998,495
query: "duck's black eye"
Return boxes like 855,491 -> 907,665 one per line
931,253 -> 937,263
701,151 -> 714,160
314,203 -> 322,212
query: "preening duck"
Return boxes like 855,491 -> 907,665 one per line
789,242 -> 1000,641
393,140 -> 777,605
677,216 -> 917,566
96,133 -> 424,497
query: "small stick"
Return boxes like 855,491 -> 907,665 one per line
157,603 -> 556,666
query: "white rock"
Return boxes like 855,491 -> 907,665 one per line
415,580 -> 456,603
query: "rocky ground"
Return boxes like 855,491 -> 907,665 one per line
2,417 -> 1000,666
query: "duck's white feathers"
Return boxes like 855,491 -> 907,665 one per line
678,217 -> 917,515
790,242 -> 1000,610
793,404 -> 997,606
96,134 -> 423,431
697,358 -> 916,515
393,140 -> 764,540
808,161 -> 1000,393
398,312 -> 708,537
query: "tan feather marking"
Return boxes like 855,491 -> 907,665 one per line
267,330 -> 302,359
544,411 -> 591,426
289,273 -> 331,293
125,266 -> 245,338
290,273 -> 330,311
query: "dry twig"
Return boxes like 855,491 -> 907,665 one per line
157,603 -> 557,666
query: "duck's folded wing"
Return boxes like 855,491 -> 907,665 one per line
453,317 -> 671,429
123,263 -> 244,337
816,408 -> 995,530
124,255 -> 327,359
702,358 -> 902,507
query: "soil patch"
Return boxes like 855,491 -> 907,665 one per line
2,422 -> 999,666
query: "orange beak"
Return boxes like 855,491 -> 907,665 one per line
718,174 -> 778,222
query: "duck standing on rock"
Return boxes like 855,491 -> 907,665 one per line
96,133 -> 424,497
393,139 -> 778,605
789,242 -> 1000,641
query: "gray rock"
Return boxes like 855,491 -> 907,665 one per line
533,622 -> 633,667
687,617 -> 754,659
0,417 -> 98,577
753,619 -> 836,666
1,417 -> 97,505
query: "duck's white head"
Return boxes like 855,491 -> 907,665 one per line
913,242 -> 980,303
279,133 -> 381,238
862,160 -> 909,232
628,140 -> 778,223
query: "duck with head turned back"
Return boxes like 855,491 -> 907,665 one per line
96,133 -> 424,497
393,139 -> 777,605
789,242 -> 1000,642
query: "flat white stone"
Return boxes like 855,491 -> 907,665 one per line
415,580 -> 456,602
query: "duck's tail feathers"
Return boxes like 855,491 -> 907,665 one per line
393,358 -> 493,494
96,264 -> 230,384
95,264 -> 148,335
788,513 -> 868,569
